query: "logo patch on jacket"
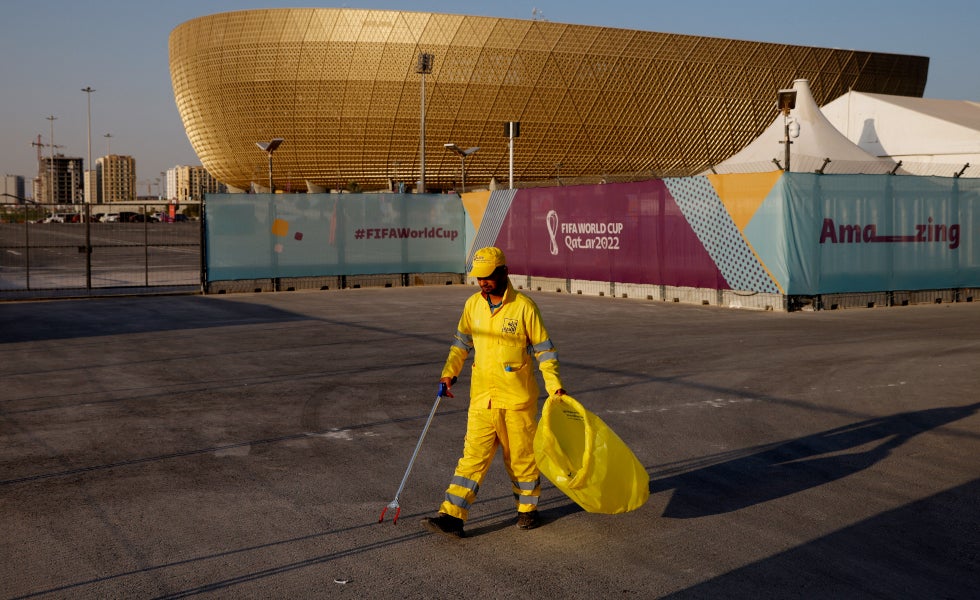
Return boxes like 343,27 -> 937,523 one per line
501,318 -> 518,335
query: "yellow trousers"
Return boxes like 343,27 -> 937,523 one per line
439,405 -> 541,522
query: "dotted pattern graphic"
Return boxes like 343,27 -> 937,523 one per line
665,177 -> 780,294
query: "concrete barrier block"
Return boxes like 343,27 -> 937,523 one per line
412,272 -> 464,286
664,286 -> 717,306
821,292 -> 890,309
909,289 -> 955,305
526,276 -> 570,294
568,279 -> 609,297
279,276 -> 341,291
207,279 -> 275,294
616,282 -> 663,301
346,274 -> 402,289
957,288 -> 979,302
720,290 -> 784,311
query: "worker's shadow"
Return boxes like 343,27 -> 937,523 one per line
650,402 -> 979,519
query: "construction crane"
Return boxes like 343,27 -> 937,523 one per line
31,134 -> 44,163
32,134 -> 64,158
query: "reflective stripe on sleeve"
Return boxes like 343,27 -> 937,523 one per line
532,339 -> 555,353
532,339 -> 558,361
452,330 -> 473,352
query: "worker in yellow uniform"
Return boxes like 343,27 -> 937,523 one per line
422,246 -> 566,538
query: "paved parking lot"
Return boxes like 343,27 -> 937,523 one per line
1,286 -> 977,598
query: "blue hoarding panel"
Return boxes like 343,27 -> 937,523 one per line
206,193 -> 465,281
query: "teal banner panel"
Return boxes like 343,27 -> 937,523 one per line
205,193 -> 465,281
757,174 -> 980,294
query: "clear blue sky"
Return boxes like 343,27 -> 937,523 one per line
2,0 -> 976,192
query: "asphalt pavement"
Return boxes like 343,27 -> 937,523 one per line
1,286 -> 977,598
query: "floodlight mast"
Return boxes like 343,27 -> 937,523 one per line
416,53 -> 434,193
256,138 -> 284,193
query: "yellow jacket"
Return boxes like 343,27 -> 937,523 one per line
442,282 -> 563,410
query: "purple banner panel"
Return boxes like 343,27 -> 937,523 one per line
491,180 -> 727,288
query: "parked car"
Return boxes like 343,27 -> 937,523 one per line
115,212 -> 158,223
42,213 -> 80,223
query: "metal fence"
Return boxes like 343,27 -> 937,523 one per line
0,202 -> 202,300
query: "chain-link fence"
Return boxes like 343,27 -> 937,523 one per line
0,202 -> 201,299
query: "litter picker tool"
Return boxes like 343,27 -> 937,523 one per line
379,377 -> 456,524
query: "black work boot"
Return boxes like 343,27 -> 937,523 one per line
421,513 -> 465,538
516,510 -> 540,530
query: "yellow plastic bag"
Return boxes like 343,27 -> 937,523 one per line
533,394 -> 649,513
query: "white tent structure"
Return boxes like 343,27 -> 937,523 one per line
821,92 -> 980,178
709,79 -> 899,175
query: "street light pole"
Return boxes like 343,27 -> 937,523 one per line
777,88 -> 797,173
505,122 -> 520,189
415,53 -> 434,193
256,138 -> 284,193
81,87 -> 95,203
46,115 -> 57,204
444,143 -> 479,193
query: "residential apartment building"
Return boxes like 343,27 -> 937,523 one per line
84,170 -> 98,204
169,165 -> 225,202
3,174 -> 27,202
35,155 -> 84,203
97,155 -> 136,202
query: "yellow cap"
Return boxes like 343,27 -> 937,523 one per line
469,246 -> 506,278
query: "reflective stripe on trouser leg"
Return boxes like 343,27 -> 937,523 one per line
438,406 -> 499,522
497,406 -> 541,514
441,475 -> 479,516
512,477 -> 541,511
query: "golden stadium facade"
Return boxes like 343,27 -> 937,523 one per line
169,9 -> 929,192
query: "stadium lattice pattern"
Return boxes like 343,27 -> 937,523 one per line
169,9 -> 929,192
